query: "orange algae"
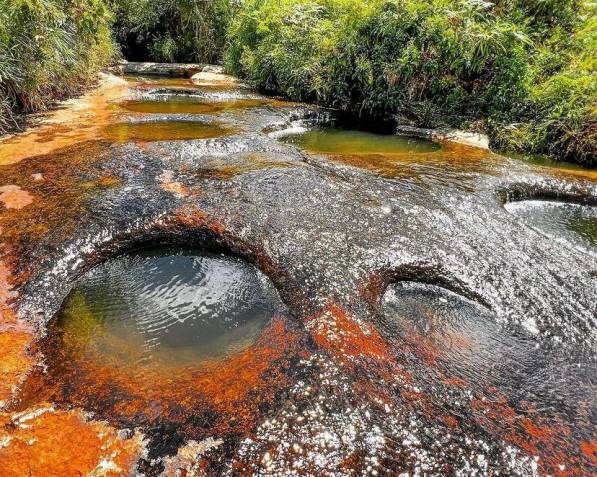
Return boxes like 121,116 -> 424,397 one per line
0,406 -> 144,477
0,141 -> 111,255
327,144 -> 499,180
102,120 -> 233,143
0,261 -> 34,406
0,332 -> 34,406
305,302 -> 393,368
0,74 -> 129,165
304,301 -> 596,476
470,395 -> 594,475
580,440 -> 597,465
18,316 -> 305,457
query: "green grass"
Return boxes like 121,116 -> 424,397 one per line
225,0 -> 595,166
1,0 -> 594,165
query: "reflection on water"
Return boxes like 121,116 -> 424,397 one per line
102,120 -> 232,142
14,248 -> 300,461
119,96 -> 276,115
53,248 -> 284,367
505,200 -> 597,250
281,127 -> 507,189
507,150 -> 594,172
382,282 -> 595,430
282,127 -> 440,154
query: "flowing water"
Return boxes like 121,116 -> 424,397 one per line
120,96 -> 279,115
505,200 -> 597,250
102,120 -> 233,142
382,282 -> 596,432
51,248 -> 283,367
2,71 -> 596,476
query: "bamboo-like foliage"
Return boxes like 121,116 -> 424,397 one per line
225,0 -> 595,165
110,0 -> 235,63
0,0 -> 114,132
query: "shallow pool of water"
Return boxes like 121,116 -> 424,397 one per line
505,200 -> 597,250
282,127 -> 441,155
382,282 -> 595,428
102,120 -> 232,142
52,248 -> 284,367
14,248 -> 298,460
278,127 -> 508,188
119,96 -> 274,115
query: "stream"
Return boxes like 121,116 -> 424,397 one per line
0,70 -> 595,476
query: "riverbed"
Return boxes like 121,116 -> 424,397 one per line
0,67 -> 595,476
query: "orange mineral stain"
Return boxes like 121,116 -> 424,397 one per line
306,302 -> 393,368
0,261 -> 35,406
0,73 -> 129,165
0,331 -> 34,407
17,315 -> 305,458
0,406 -> 145,477
580,440 -> 597,466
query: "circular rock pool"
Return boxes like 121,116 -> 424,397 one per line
51,247 -> 285,369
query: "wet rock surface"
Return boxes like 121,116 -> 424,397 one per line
0,72 -> 595,476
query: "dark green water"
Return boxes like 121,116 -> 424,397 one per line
505,150 -> 594,174
54,248 -> 285,367
282,127 -> 441,155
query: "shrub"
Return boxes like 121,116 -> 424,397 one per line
226,0 -> 595,165
226,0 -> 532,125
494,2 -> 595,165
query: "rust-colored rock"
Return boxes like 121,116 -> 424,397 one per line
0,405 -> 145,477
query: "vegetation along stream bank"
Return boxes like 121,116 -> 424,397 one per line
1,0 -> 595,165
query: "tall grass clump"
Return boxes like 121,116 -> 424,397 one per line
492,1 -> 596,166
226,0 -> 532,123
0,0 -> 114,133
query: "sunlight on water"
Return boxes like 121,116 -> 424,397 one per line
279,126 -> 508,189
505,200 -> 597,250
382,282 -> 595,427
282,127 -> 441,155
53,248 -> 284,367
102,120 -> 232,142
119,96 -> 274,115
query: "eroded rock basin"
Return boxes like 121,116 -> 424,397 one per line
0,69 -> 596,476
282,127 -> 441,155
50,247 -> 283,365
15,248 -> 302,471
102,120 -> 234,142
505,199 -> 597,251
